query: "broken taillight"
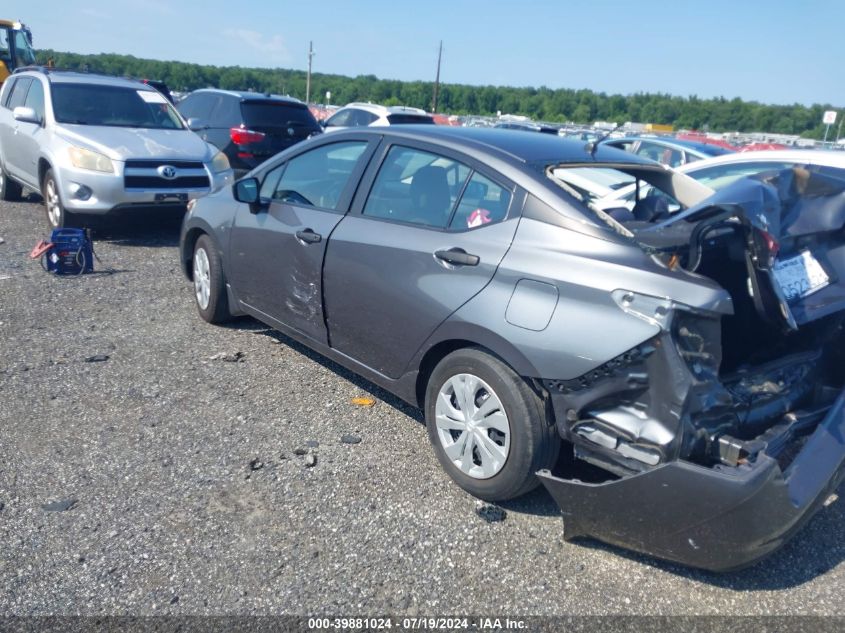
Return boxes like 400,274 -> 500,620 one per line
230,127 -> 266,145
755,228 -> 780,268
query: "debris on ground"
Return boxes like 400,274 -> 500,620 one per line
248,458 -> 264,471
351,397 -> 376,407
293,447 -> 308,456
42,498 -> 78,512
84,354 -> 110,363
475,501 -> 506,523
304,454 -> 318,468
305,439 -> 319,448
341,434 -> 362,444
208,351 -> 244,362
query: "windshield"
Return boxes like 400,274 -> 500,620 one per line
52,84 -> 184,129
386,113 -> 434,125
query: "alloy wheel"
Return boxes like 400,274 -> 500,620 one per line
193,247 -> 211,310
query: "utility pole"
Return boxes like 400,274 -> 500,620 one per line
837,115 -> 844,144
306,41 -> 314,105
431,41 -> 442,114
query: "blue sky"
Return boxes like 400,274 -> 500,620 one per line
10,0 -> 845,107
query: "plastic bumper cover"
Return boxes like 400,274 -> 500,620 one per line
537,389 -> 845,571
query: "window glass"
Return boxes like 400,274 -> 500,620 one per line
691,161 -> 795,190
348,109 -> 378,126
241,101 -> 319,129
0,30 -> 10,63
22,78 -> 44,119
636,141 -> 682,167
177,93 -> 215,121
363,146 -> 470,228
324,108 -> 352,127
386,113 -> 434,125
52,84 -> 183,129
13,29 -> 36,67
6,77 -> 31,109
265,141 -> 368,210
450,172 -> 512,230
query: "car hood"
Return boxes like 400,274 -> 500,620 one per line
56,125 -> 214,163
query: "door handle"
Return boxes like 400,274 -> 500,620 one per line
434,248 -> 479,267
295,229 -> 322,244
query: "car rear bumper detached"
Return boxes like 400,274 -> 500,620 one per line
538,389 -> 845,571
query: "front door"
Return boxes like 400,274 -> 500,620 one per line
323,143 -> 519,378
227,139 -> 373,345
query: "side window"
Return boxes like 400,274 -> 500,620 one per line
692,162 -> 794,190
264,141 -> 368,211
348,109 -> 377,126
6,77 -> 31,110
0,30 -> 9,63
23,79 -> 44,120
450,172 -> 512,230
179,93 -> 215,121
325,109 -> 352,127
362,146 -> 470,229
1,77 -> 16,108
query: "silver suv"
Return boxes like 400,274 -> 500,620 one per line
0,68 -> 233,227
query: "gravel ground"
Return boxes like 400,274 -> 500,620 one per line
2,196 -> 845,617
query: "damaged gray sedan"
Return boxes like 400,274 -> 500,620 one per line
179,127 -> 845,571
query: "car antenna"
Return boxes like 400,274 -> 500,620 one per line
586,123 -> 624,157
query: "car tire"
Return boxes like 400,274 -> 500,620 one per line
424,347 -> 560,501
42,168 -> 76,229
192,234 -> 232,324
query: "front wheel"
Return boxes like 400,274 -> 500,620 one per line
424,348 -> 560,501
42,168 -> 76,228
192,234 -> 232,324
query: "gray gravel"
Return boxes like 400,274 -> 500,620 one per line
2,197 -> 845,616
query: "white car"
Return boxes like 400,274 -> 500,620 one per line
322,103 -> 434,131
596,149 -> 845,213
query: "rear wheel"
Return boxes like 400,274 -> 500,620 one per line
193,234 -> 232,324
0,166 -> 23,202
42,168 -> 76,228
424,348 -> 560,501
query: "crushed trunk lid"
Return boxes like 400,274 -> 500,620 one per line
633,167 -> 845,330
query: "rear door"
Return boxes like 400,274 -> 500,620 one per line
227,137 -> 376,344
323,142 -> 520,378
239,100 -> 322,160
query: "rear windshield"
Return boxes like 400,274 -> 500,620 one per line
241,102 -> 319,129
51,84 -> 183,129
386,114 -> 434,125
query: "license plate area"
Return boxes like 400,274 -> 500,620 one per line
773,250 -> 830,302
154,193 -> 188,202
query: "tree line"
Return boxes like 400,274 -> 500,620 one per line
38,49 -> 839,139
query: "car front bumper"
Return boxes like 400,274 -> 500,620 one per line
56,165 -> 233,214
537,389 -> 845,571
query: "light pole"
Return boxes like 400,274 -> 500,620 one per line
306,41 -> 314,104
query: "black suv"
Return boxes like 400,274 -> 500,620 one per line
177,89 -> 321,176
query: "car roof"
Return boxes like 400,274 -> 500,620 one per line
605,136 -> 728,155
331,125 -> 657,166
677,149 -> 845,172
20,70 -> 155,91
342,102 -> 430,116
190,88 -> 305,105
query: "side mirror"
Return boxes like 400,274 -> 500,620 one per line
187,117 -> 206,131
319,119 -> 328,128
233,177 -> 263,213
13,106 -> 41,125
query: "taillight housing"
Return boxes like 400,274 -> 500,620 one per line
230,126 -> 265,145
755,228 -> 780,268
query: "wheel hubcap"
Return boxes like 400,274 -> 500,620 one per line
45,179 -> 61,226
193,247 -> 211,310
435,373 -> 511,479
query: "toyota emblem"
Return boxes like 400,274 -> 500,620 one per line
157,165 -> 178,180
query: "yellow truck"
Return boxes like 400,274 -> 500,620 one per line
0,20 -> 37,87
